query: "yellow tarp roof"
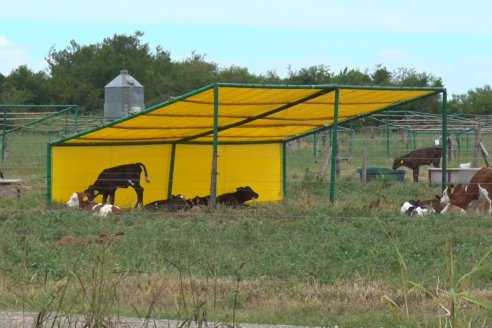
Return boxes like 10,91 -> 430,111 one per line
56,84 -> 443,145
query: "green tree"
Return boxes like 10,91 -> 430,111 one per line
391,67 -> 444,113
258,70 -> 282,84
0,65 -> 51,104
448,85 -> 492,114
164,52 -> 218,100
47,31 -> 171,114
370,64 -> 392,85
333,67 -> 372,85
285,64 -> 333,84
215,65 -> 260,84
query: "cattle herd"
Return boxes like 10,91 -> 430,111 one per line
391,146 -> 492,216
400,167 -> 492,217
65,162 -> 260,217
64,151 -> 492,218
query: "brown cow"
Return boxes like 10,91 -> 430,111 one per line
393,147 -> 442,182
440,167 -> 492,213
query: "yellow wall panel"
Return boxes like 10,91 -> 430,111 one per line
219,144 -> 282,202
52,144 -> 172,208
172,143 -> 282,203
52,143 -> 283,208
172,145 -> 212,198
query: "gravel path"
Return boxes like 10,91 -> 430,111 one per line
0,312 -> 323,328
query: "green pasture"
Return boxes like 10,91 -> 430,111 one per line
0,131 -> 491,327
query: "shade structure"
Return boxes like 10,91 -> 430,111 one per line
57,84 -> 442,145
49,83 -> 446,208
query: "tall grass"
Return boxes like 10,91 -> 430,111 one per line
0,130 -> 491,326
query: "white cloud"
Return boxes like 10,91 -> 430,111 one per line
0,36 -> 43,75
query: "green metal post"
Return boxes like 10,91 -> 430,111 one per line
74,106 -> 79,130
386,110 -> 390,158
455,132 -> 460,154
47,144 -> 52,204
413,132 -> 417,150
282,142 -> 287,199
167,143 -> 177,198
329,88 -> 340,204
209,85 -> 219,208
442,91 -> 448,190
1,109 -> 6,162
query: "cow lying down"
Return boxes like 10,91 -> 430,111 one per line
144,194 -> 189,212
145,186 -> 260,211
67,192 -> 123,217
190,186 -> 260,207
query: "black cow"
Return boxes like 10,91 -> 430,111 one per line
84,162 -> 150,208
187,195 -> 210,207
185,186 -> 259,208
217,186 -> 259,206
145,194 -> 190,212
392,147 -> 442,182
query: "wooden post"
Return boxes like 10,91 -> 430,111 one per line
362,141 -> 368,186
479,141 -> 492,167
313,133 -> 319,161
319,146 -> 331,179
472,124 -> 481,168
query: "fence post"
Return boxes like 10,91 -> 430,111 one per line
362,141 -> 368,186
1,109 -> 6,162
473,124 -> 481,168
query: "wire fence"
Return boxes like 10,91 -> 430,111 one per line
1,125 -> 492,326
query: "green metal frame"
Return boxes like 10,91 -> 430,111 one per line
210,85 -> 220,207
329,88 -> 340,204
0,104 -> 78,162
167,143 -> 177,198
47,144 -> 52,204
46,83 -> 448,205
442,91 -> 448,189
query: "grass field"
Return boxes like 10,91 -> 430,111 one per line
0,130 -> 491,327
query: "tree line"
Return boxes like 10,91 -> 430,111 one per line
0,31 -> 490,115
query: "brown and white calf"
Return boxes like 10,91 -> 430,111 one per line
66,192 -> 123,217
440,167 -> 492,214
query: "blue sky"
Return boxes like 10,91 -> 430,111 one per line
1,0 -> 491,96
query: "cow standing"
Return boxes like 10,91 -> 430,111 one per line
84,162 -> 150,208
392,147 -> 442,182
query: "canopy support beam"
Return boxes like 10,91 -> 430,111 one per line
442,90 -> 448,190
329,88 -> 340,204
209,85 -> 219,208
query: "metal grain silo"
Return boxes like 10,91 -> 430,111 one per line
104,70 -> 144,119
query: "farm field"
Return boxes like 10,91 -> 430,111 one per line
0,130 -> 491,327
